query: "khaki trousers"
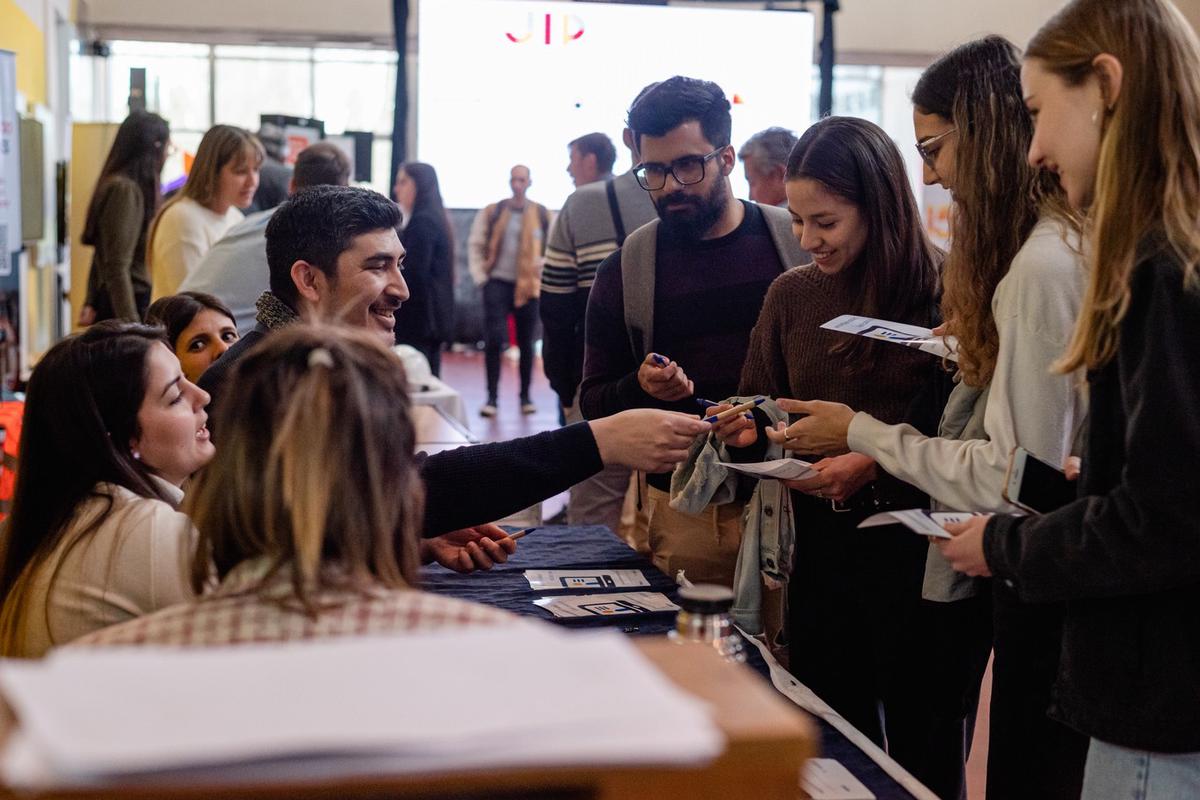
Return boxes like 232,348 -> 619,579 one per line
645,485 -> 744,588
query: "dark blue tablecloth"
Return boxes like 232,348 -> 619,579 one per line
422,524 -> 918,800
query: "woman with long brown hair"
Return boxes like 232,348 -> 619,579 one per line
714,115 -> 941,757
779,37 -> 1089,799
148,125 -> 263,300
79,111 -> 170,324
936,1 -> 1200,797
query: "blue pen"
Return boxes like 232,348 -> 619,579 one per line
694,397 -> 718,409
703,396 -> 765,424
650,353 -> 668,367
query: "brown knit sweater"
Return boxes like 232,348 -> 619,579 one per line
739,264 -> 934,441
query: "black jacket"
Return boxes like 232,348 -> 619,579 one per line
395,212 -> 455,344
984,245 -> 1200,752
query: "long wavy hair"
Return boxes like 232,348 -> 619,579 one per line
82,111 -> 170,240
185,325 -> 425,614
1027,0 -> 1200,371
913,36 -> 1080,387
0,323 -> 173,656
786,116 -> 941,371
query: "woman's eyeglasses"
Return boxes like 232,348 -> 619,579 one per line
915,128 -> 957,169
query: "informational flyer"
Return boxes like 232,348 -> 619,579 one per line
524,569 -> 651,591
533,592 -> 679,619
721,458 -> 816,481
821,314 -> 959,362
858,509 -> 986,539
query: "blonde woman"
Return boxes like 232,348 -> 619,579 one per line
148,125 -> 262,300
77,325 -> 518,648
932,1 -> 1200,797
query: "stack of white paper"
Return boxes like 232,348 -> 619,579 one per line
0,627 -> 723,788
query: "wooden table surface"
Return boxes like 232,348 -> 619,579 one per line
0,639 -> 817,800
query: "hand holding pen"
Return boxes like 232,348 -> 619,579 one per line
704,396 -> 766,449
637,352 -> 695,402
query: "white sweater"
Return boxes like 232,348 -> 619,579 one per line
150,197 -> 242,301
847,217 -> 1088,600
16,478 -> 196,657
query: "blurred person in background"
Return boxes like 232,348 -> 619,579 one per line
393,162 -> 455,377
738,126 -> 797,207
78,111 -> 171,325
566,132 -> 617,188
245,122 -> 292,213
148,124 -> 263,300
467,165 -> 550,418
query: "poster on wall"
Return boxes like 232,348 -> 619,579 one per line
0,50 -> 21,272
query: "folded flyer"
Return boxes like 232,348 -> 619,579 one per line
858,509 -> 986,539
822,314 -> 959,362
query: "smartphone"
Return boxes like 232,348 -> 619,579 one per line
1002,446 -> 1076,514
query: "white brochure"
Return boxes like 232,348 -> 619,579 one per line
721,458 -> 817,481
802,758 -> 877,800
524,569 -> 651,591
533,592 -> 680,619
858,509 -> 986,539
822,314 -> 959,362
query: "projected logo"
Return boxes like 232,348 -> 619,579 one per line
506,12 -> 585,45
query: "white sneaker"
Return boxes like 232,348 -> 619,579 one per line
479,403 -> 498,418
520,400 -> 536,415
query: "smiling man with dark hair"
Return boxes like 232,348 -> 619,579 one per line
198,184 -> 712,574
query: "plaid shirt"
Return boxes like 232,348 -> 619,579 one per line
70,558 -> 517,649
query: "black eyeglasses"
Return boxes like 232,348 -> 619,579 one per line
915,128 -> 956,169
633,148 -> 724,191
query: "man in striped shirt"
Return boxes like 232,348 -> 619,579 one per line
540,124 -> 656,541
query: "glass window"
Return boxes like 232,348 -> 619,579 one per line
371,138 -> 393,195
106,45 -> 212,131
317,48 -> 397,65
214,58 -> 314,130
214,44 -> 313,61
109,40 -> 209,58
314,58 -> 395,136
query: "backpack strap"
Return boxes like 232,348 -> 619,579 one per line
619,219 -> 659,362
605,178 -> 628,246
758,203 -> 809,268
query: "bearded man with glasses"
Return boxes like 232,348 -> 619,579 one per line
578,76 -> 807,588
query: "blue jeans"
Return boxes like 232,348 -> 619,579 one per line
1082,738 -> 1200,800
